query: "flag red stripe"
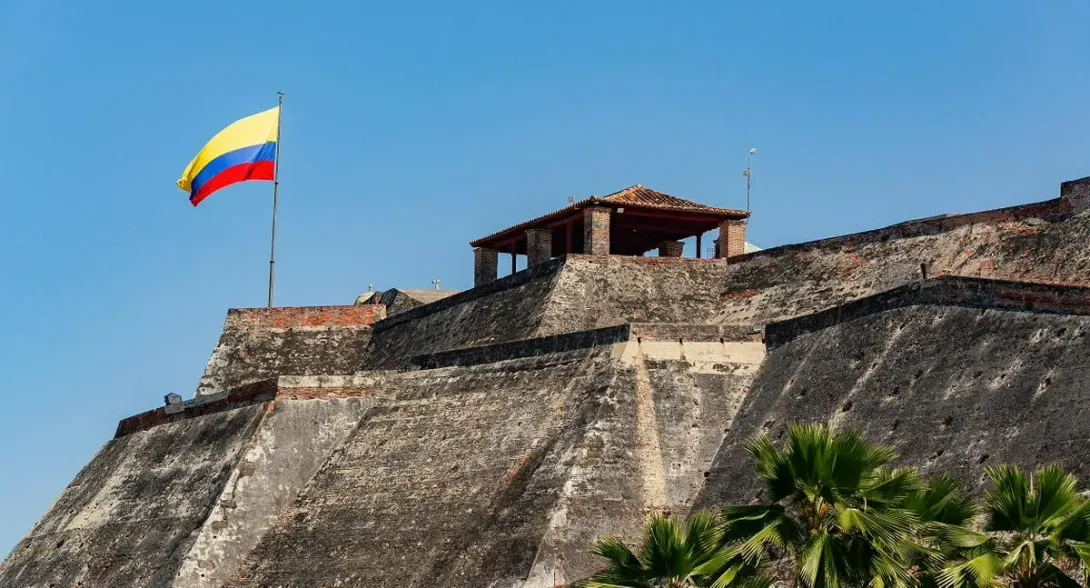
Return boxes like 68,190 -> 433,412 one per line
190,161 -> 275,207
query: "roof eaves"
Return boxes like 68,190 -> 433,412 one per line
470,196 -> 602,247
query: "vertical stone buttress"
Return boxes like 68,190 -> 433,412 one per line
716,219 -> 747,260
584,207 -> 611,256
658,240 -> 684,258
474,247 -> 498,286
526,228 -> 553,267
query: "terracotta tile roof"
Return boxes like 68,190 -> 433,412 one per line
470,185 -> 747,247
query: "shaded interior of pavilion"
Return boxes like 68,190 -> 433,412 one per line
470,186 -> 751,285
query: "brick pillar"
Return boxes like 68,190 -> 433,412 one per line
658,240 -> 684,257
526,228 -> 553,267
584,207 -> 611,256
716,219 -> 747,259
474,247 -> 498,286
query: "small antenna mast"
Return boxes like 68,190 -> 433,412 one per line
742,148 -> 756,212
431,279 -> 441,290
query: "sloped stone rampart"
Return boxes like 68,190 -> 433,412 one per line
0,406 -> 265,587
227,335 -> 764,586
697,279 -> 1090,510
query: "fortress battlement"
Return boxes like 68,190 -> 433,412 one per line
9,177 -> 1090,587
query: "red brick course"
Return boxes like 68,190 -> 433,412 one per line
229,305 -> 386,330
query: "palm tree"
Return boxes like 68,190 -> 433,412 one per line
901,475 -> 988,587
937,464 -> 1090,588
720,423 -> 924,587
583,512 -> 770,588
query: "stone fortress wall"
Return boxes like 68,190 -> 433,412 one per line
4,177 -> 1090,587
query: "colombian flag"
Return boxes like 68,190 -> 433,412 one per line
177,107 -> 279,206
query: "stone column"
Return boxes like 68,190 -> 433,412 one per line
474,247 -> 498,286
526,228 -> 553,267
658,240 -> 684,258
716,219 -> 747,259
584,207 -> 611,256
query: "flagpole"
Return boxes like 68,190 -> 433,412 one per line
268,91 -> 284,308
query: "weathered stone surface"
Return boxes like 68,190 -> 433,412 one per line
539,256 -> 731,336
196,306 -> 382,396
362,258 -> 567,369
0,406 -> 264,587
375,288 -> 461,316
17,181 -> 1090,587
175,397 -> 371,588
716,197 -> 1088,325
697,279 -> 1090,509
229,336 -> 762,587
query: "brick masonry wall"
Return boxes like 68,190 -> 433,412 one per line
228,305 -> 386,330
584,206 -> 611,255
474,247 -> 498,286
717,219 -> 746,259
526,228 -> 553,266
658,240 -> 684,257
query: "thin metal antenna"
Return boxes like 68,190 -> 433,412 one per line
431,279 -> 441,290
742,147 -> 756,212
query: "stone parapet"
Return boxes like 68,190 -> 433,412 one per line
765,276 -> 1090,348
227,305 -> 386,330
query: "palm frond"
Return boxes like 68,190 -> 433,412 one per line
640,514 -> 689,578
836,506 -> 916,546
904,475 -> 978,526
720,504 -> 796,546
744,433 -> 796,502
1032,464 -> 1082,531
983,465 -> 1029,533
684,511 -> 725,563
862,468 -> 922,508
797,530 -> 831,588
935,551 -> 1002,588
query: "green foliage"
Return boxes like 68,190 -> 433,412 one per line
721,423 -> 926,587
936,464 -> 1090,587
583,423 -> 1090,588
582,512 -> 769,588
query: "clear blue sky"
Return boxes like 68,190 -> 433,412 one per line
2,0 -> 1089,555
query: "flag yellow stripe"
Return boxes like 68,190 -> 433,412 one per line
176,107 -> 280,193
